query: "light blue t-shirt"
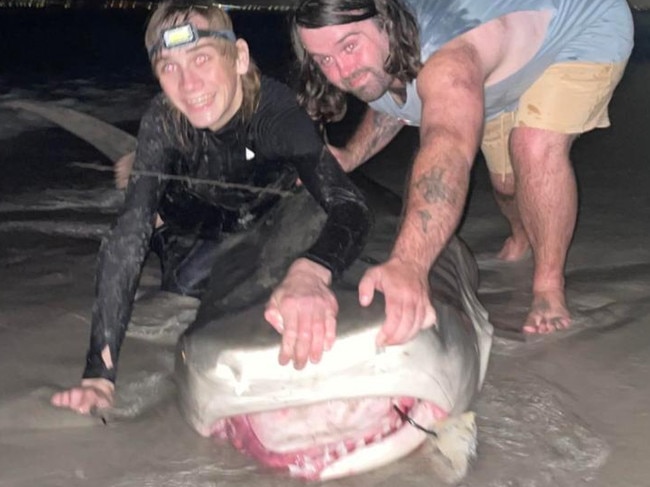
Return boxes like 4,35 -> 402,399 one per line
368,0 -> 634,123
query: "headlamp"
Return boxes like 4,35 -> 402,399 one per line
149,23 -> 236,59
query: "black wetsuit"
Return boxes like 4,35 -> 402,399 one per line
83,76 -> 372,383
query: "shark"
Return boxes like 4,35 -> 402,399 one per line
176,231 -> 493,482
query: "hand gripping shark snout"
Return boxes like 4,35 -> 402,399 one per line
176,236 -> 493,482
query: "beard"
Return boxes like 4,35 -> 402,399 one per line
342,67 -> 393,103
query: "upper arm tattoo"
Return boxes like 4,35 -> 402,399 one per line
360,111 -> 404,162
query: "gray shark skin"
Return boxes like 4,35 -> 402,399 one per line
176,234 -> 493,481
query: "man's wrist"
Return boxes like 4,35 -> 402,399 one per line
290,257 -> 333,285
388,251 -> 431,277
81,377 -> 115,395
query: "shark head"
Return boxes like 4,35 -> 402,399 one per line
175,237 -> 493,481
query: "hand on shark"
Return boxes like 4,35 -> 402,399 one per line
50,378 -> 115,415
266,256 -> 438,368
360,257 -> 437,347
265,258 -> 338,369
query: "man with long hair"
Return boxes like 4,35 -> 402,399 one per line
292,0 -> 633,344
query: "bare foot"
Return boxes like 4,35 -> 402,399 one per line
522,289 -> 571,334
497,235 -> 530,262
51,378 -> 115,415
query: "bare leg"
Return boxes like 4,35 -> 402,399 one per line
509,127 -> 577,334
488,170 -> 530,261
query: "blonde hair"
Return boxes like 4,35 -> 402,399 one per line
145,1 -> 261,142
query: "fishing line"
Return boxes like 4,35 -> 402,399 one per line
393,404 -> 438,438
70,162 -> 295,197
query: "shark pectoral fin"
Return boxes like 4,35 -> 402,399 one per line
424,411 -> 477,484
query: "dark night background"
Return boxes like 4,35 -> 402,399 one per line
3,1 -> 648,177
2,4 -> 648,90
0,4 -> 296,93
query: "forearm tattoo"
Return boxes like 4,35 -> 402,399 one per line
414,167 -> 459,206
413,167 -> 460,232
417,209 -> 433,233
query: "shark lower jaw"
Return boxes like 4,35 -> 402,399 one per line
210,397 -> 446,480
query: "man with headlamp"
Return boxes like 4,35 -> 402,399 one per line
51,1 -> 372,415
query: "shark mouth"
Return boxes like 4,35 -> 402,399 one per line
210,396 -> 447,480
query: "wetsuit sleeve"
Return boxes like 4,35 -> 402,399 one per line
82,98 -> 171,383
298,146 -> 373,278
253,79 -> 372,278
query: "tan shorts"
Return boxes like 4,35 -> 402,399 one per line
481,61 -> 628,177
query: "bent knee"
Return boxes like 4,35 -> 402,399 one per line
509,127 -> 576,164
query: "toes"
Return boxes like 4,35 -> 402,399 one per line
550,316 -> 570,330
523,310 -> 571,334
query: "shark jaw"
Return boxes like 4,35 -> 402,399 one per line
210,396 -> 446,480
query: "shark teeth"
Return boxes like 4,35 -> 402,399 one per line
278,398 -> 425,477
212,397 -> 445,481
381,417 -> 393,435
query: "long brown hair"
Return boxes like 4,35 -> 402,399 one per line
292,0 -> 421,122
145,1 -> 261,144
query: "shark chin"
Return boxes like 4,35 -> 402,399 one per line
175,236 -> 493,482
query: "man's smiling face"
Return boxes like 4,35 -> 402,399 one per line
298,18 -> 393,102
